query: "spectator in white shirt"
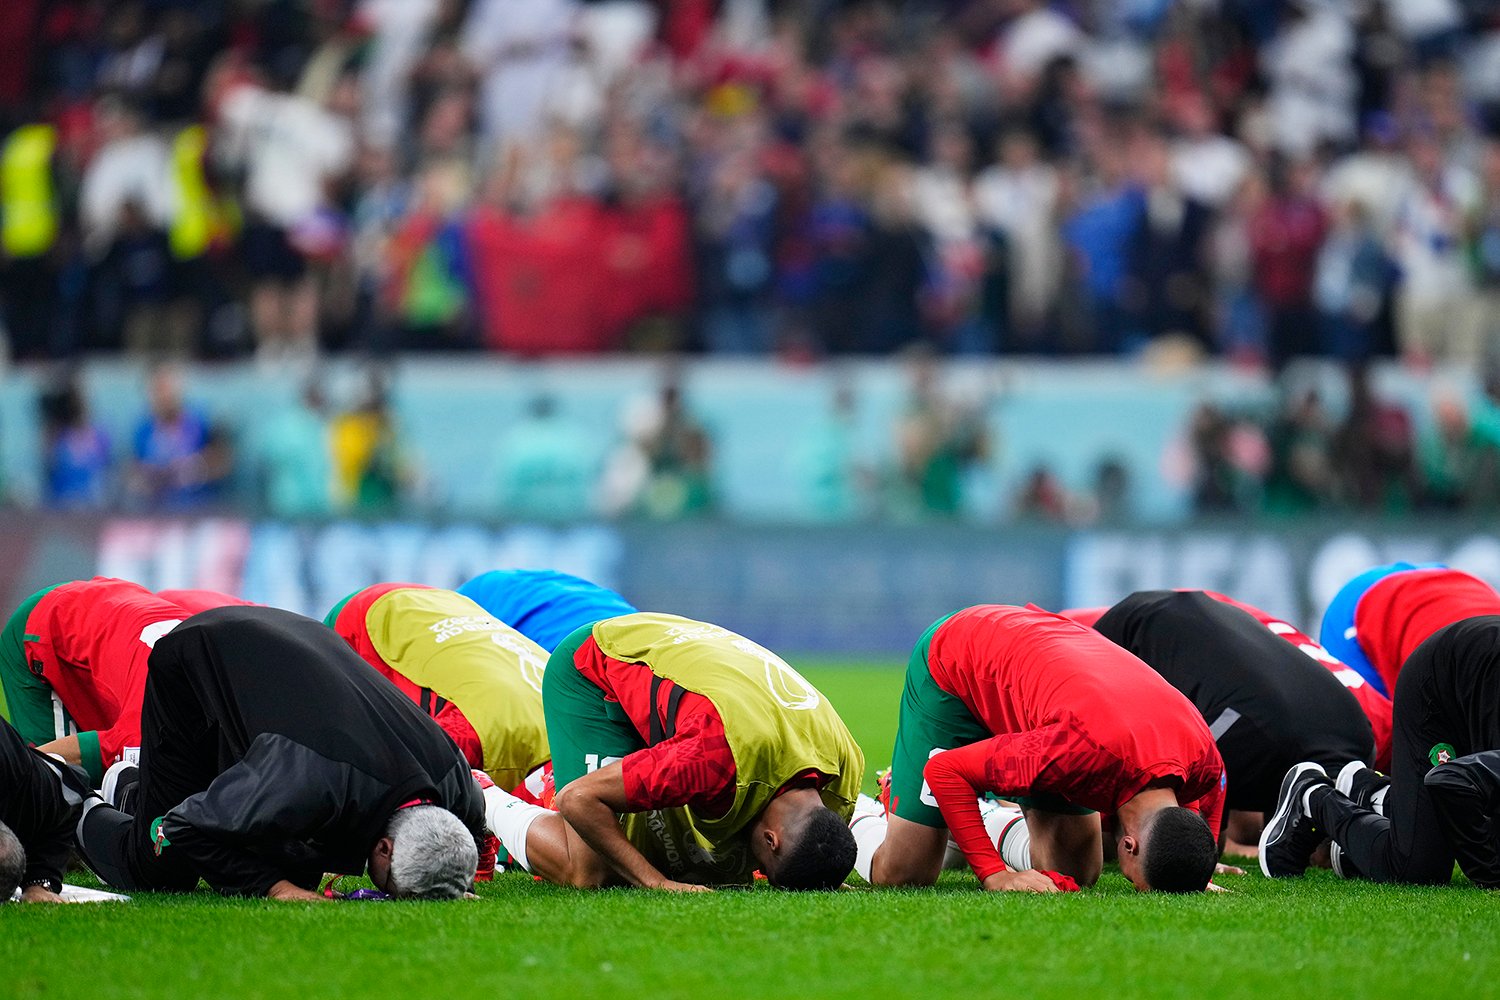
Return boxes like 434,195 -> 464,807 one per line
461,0 -> 580,150
79,98 -> 170,256
974,126 -> 1062,346
215,66 -> 355,358
1171,94 -> 1249,210
1391,131 -> 1482,365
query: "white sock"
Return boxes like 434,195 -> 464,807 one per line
849,810 -> 888,882
484,785 -> 550,872
984,803 -> 1031,871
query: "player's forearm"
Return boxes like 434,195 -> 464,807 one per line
556,786 -> 671,889
34,734 -> 82,768
267,879 -> 329,902
22,826 -> 72,888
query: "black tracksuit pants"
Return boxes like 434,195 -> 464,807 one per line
1312,615 -> 1500,885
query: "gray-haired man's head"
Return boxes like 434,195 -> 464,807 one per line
368,806 -> 477,900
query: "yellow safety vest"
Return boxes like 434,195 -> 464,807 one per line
1,125 -> 57,258
364,587 -> 551,791
593,613 -> 864,885
168,126 -> 215,260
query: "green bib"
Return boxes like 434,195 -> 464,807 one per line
366,588 -> 550,790
593,613 -> 864,882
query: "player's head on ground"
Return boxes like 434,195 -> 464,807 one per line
751,789 -> 857,890
1117,805 -> 1217,893
0,821 -> 24,902
368,805 -> 479,900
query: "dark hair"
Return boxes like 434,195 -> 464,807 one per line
0,822 -> 25,903
767,807 -> 856,891
1142,807 -> 1217,893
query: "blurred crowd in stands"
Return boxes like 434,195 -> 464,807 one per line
36,352 -> 1500,524
1183,364 -> 1500,518
8,0 -> 1500,365
40,365 -> 411,514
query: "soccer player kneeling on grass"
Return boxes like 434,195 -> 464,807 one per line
456,568 -> 638,652
325,583 -> 552,793
1262,615 -> 1500,888
481,613 -> 863,890
861,605 -> 1225,893
0,578 -> 239,785
0,715 -> 94,902
75,606 -> 486,900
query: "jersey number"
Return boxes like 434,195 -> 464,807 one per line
585,754 -> 623,773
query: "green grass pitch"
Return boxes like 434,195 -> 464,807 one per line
4,662 -> 1494,1000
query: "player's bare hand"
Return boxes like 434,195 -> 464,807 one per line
1214,862 -> 1245,876
267,879 -> 329,902
652,879 -> 712,893
1205,881 -> 1234,893
981,870 -> 1059,893
19,885 -> 65,903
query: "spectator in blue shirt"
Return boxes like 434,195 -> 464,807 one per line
40,375 -> 113,509
127,366 -> 232,509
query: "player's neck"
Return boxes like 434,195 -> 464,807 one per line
1117,786 -> 1180,835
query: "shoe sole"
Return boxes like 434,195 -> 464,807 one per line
1259,762 -> 1325,878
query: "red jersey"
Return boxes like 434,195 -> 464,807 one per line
1354,568 -> 1500,694
24,578 -> 192,780
330,582 -> 488,771
1204,591 -> 1393,771
572,635 -> 738,814
155,590 -> 255,616
922,605 -> 1225,881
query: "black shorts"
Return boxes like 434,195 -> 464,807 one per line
1313,614 -> 1500,884
241,220 -> 306,283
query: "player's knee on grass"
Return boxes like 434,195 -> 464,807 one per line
1225,810 -> 1263,850
1140,807 -> 1217,893
0,822 -> 23,902
1025,809 -> 1101,887
559,858 -> 613,889
766,806 -> 858,890
870,816 -> 946,886
1045,842 -> 1101,888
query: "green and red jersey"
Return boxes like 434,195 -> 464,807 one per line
1,578 -> 198,781
570,635 -> 742,814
